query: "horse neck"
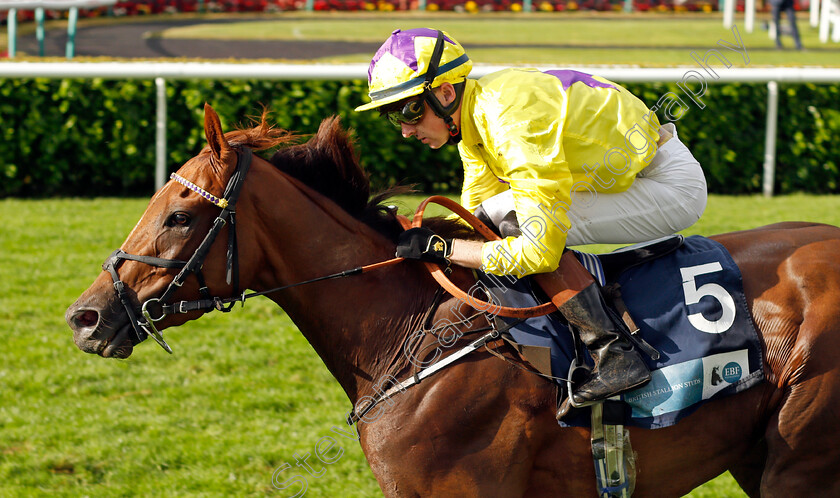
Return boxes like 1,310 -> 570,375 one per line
243,161 -> 436,403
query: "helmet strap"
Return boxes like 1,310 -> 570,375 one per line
424,81 -> 466,144
422,30 -> 466,144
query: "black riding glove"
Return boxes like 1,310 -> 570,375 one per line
396,228 -> 453,265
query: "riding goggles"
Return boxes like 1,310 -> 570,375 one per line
386,99 -> 425,128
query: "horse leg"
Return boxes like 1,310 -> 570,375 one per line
760,375 -> 840,495
728,438 -> 766,498
759,293 -> 840,496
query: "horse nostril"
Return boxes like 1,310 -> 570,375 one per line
73,309 -> 100,329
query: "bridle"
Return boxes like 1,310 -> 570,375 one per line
101,148 -> 555,355
102,147 -> 252,354
101,147 -> 404,354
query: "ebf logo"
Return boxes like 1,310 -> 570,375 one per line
722,362 -> 742,383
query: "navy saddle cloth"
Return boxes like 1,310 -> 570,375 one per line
481,235 -> 764,429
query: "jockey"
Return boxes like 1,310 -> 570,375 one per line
355,28 -> 708,410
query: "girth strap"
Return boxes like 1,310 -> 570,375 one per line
345,317 -> 526,426
346,328 -> 500,426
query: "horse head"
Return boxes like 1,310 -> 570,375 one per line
65,104 -> 288,358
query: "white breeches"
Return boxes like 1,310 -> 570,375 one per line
478,123 -> 708,246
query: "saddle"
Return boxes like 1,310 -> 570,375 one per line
481,238 -> 684,498
489,235 -> 685,380
596,235 -> 685,284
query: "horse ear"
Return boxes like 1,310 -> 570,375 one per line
203,103 -> 230,160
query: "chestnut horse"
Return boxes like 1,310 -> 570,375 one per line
66,105 -> 840,497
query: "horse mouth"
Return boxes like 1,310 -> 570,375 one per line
99,322 -> 135,359
70,306 -> 136,359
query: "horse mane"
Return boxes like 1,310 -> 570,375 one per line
226,111 -> 473,241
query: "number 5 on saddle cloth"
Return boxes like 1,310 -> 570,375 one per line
479,234 -> 764,430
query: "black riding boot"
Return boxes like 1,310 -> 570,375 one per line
559,283 -> 651,405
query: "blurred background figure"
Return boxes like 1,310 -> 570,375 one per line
769,0 -> 804,50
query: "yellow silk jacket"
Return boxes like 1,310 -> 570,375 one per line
457,69 -> 662,277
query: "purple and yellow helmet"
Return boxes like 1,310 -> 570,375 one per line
355,28 -> 472,112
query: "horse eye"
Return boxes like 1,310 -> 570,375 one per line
168,212 -> 191,227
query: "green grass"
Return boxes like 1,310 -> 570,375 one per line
3,194 -> 840,495
151,13 -> 838,67
157,15 -> 741,44
0,198 -> 374,496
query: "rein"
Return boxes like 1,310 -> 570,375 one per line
410,196 -> 556,318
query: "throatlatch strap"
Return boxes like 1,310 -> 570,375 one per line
157,148 -> 252,306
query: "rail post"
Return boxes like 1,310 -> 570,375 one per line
155,77 -> 168,191
35,7 -> 45,56
65,7 -> 78,60
763,81 -> 779,198
7,8 -> 16,58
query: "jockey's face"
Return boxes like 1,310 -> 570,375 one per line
398,84 -> 460,150
399,102 -> 449,149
